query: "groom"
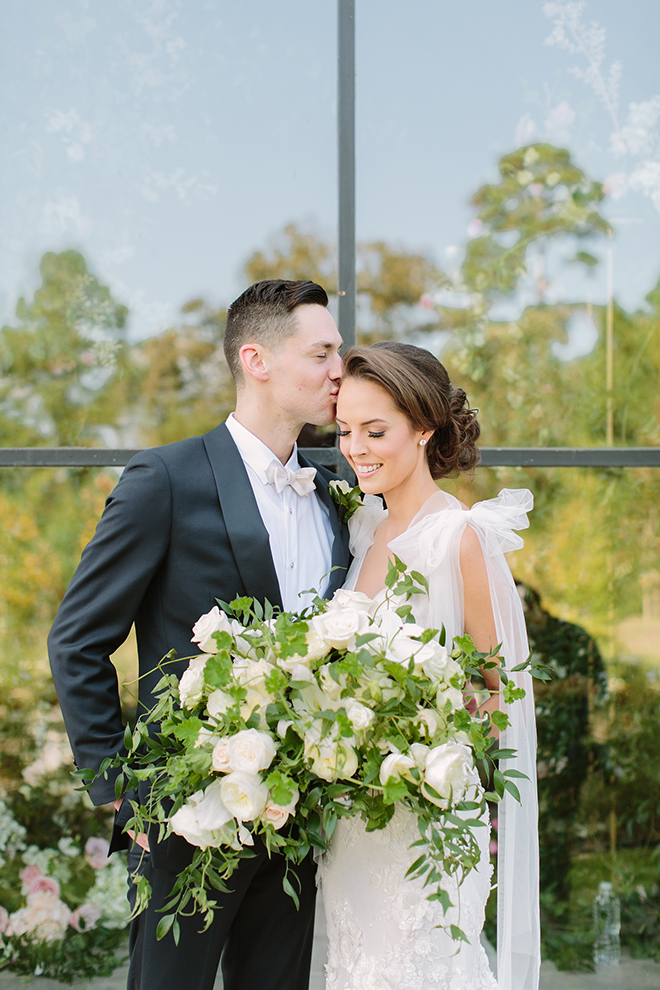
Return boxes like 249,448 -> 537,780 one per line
48,279 -> 350,990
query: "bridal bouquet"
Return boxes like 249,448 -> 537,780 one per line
84,558 -> 536,944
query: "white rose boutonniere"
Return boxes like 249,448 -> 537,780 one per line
328,480 -> 365,524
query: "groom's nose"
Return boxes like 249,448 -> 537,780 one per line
328,350 -> 342,383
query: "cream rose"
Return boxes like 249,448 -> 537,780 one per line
207,689 -> 234,720
211,737 -> 232,772
436,682 -> 464,712
379,752 -> 415,785
7,891 -> 71,942
191,606 -> 233,653
326,589 -> 377,615
304,725 -> 358,781
344,699 -> 375,731
226,729 -> 277,774
220,771 -> 269,822
170,781 -> 233,849
421,743 -> 472,809
312,607 -> 370,650
178,655 -> 207,709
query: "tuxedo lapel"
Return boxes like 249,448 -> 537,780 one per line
203,423 -> 282,610
298,453 -> 351,599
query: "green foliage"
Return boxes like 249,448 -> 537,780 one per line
0,927 -> 127,984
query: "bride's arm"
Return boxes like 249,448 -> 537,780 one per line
460,526 -> 500,725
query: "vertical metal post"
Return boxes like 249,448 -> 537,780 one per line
338,0 -> 356,349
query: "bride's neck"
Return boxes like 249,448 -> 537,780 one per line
381,472 -> 438,533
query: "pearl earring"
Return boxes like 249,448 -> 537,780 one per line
419,439 -> 427,446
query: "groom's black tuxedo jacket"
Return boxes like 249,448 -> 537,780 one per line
48,422 -> 350,867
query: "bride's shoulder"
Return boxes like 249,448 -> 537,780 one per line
347,494 -> 387,557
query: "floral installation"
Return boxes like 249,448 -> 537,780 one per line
0,799 -> 129,982
328,479 -> 365,525
88,557 -> 547,946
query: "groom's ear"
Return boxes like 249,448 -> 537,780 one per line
239,342 -> 270,383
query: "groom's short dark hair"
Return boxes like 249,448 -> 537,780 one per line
224,279 -> 329,385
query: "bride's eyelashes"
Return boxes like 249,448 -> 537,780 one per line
336,429 -> 386,438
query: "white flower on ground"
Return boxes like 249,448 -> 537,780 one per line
421,743 -> 472,809
379,752 -> 416,785
178,655 -> 208,709
220,772 -> 269,822
312,607 -> 370,651
226,729 -> 277,774
191,606 -> 234,653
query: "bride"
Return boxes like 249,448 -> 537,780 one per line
319,342 -> 540,990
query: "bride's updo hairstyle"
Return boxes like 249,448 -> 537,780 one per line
341,342 -> 481,479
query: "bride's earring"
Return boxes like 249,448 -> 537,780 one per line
419,439 -> 427,446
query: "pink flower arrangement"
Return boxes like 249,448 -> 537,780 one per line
27,876 -> 60,898
84,836 -> 109,870
19,865 -> 43,890
69,903 -> 101,933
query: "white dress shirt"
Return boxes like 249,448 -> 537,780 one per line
225,414 -> 334,612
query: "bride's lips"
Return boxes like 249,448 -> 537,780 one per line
353,463 -> 382,477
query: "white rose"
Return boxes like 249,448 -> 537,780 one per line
207,689 -> 234,719
379,752 -> 415,785
241,688 -> 272,726
211,737 -> 232,772
371,609 -> 405,641
410,742 -> 430,770
420,642 -> 451,680
191,606 -> 233,654
277,627 -> 330,671
326,589 -> 377,615
194,778 -> 234,831
416,708 -> 439,739
226,729 -> 277,774
195,725 -> 221,749
304,725 -> 358,781
234,658 -> 275,688
436,683 -> 464,712
178,656 -> 207,709
421,743 -> 472,809
318,664 -> 344,703
220,771 -> 269,821
312,607 -> 370,650
170,784 -> 234,849
344,699 -> 375,731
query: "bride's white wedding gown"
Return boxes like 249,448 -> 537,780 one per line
318,489 -> 540,990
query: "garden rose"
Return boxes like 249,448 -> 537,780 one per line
262,785 -> 299,830
312,607 -> 370,650
211,737 -> 232,772
84,836 -> 110,869
207,689 -> 233,719
379,752 -> 416,785
421,743 -> 472,809
170,781 -> 233,849
8,891 -> 71,942
178,655 -> 207,709
344,699 -> 375,731
191,606 -> 233,653
28,876 -> 60,897
220,772 -> 269,822
304,725 -> 358,781
226,729 -> 277,774
19,865 -> 43,890
326,588 -> 377,615
194,779 -> 234,832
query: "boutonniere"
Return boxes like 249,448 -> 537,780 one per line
328,479 -> 365,525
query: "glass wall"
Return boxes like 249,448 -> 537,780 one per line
1,1 -> 659,985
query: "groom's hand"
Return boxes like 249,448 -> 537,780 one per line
113,797 -> 151,852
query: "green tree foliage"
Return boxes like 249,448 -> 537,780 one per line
0,251 -> 129,447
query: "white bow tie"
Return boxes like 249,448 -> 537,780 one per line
265,461 -> 317,497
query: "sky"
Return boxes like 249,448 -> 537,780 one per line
1,0 -> 659,343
